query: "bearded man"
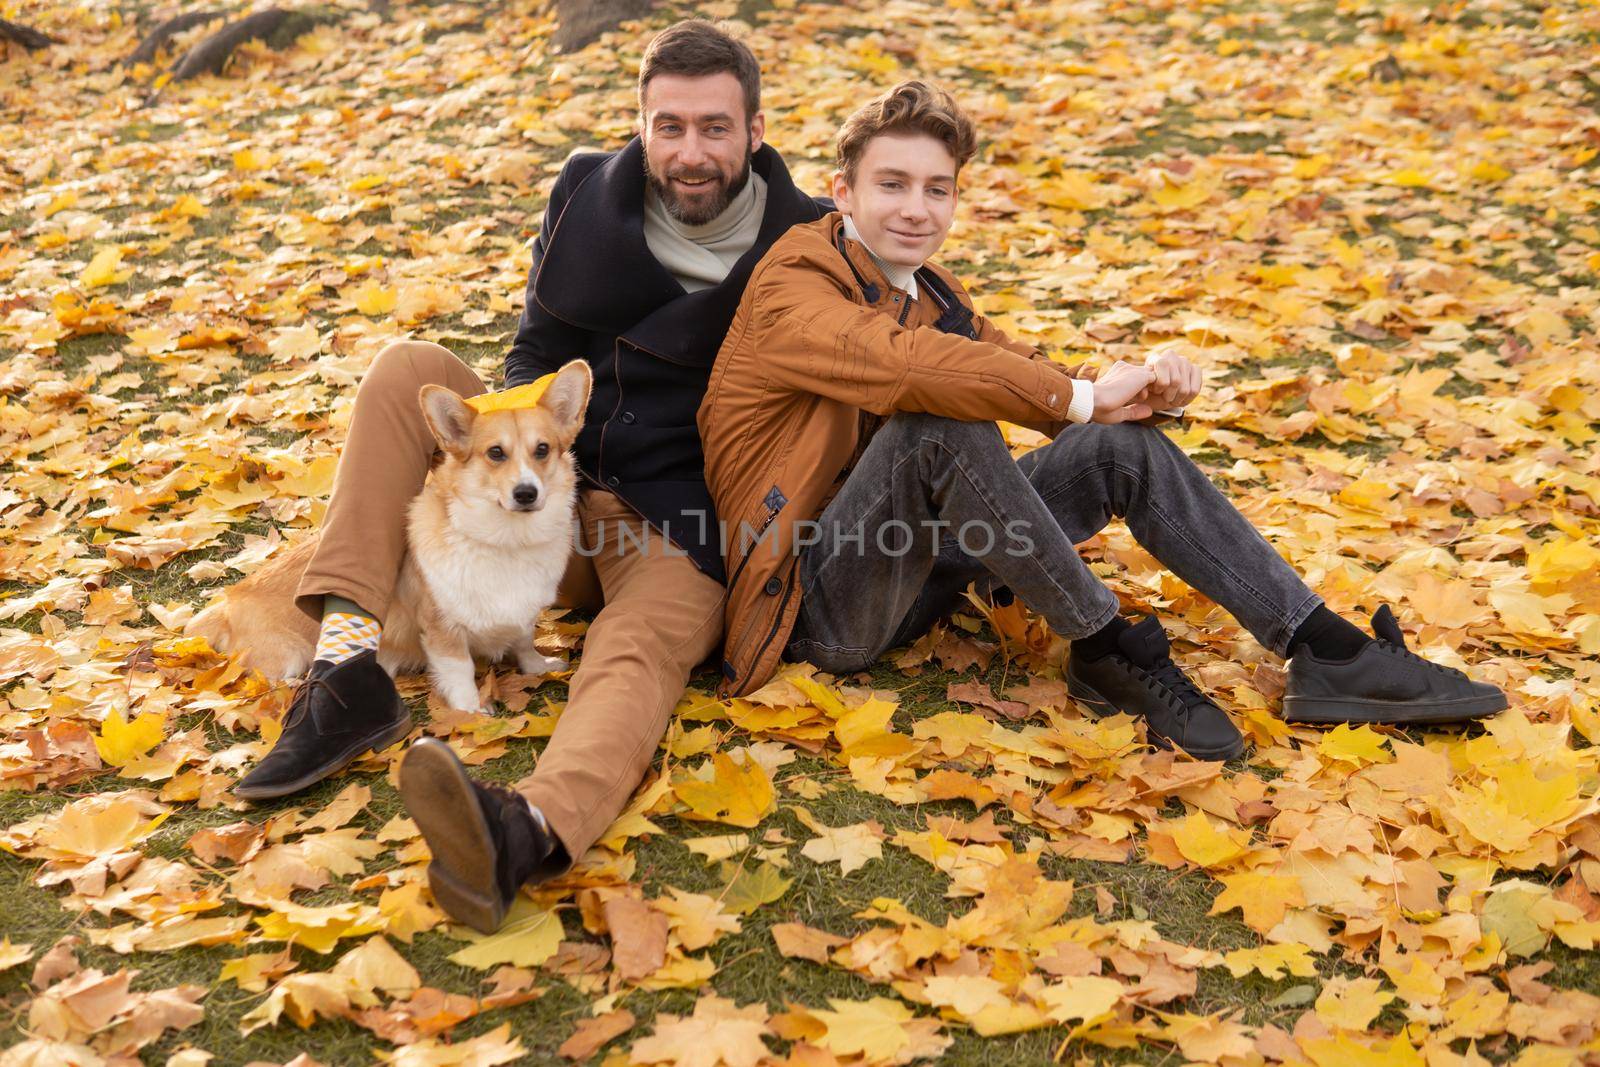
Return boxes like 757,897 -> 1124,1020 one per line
232,19 -> 828,934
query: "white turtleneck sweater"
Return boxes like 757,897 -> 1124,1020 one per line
841,213 -> 1096,424
643,172 -> 768,293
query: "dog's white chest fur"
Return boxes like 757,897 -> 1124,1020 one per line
418,530 -> 566,644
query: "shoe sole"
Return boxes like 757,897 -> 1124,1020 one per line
233,711 -> 414,801
1068,675 -> 1246,762
1283,690 -> 1508,726
398,738 -> 505,935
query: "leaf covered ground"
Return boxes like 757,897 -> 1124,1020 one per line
3,0 -> 1600,1064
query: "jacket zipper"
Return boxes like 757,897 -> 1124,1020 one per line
741,560 -> 797,690
724,500 -> 783,596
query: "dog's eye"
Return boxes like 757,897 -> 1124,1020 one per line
486,446 -> 506,462
534,442 -> 550,459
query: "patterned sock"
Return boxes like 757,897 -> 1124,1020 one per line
315,597 -> 382,665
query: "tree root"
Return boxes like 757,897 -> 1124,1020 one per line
168,7 -> 295,81
0,18 -> 59,50
125,10 -> 232,68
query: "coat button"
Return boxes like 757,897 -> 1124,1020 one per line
620,411 -> 636,424
763,577 -> 782,595
1048,393 -> 1058,405
606,475 -> 620,487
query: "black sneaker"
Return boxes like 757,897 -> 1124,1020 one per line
1067,616 -> 1245,761
234,650 -> 413,800
1284,605 -> 1507,725
398,737 -> 570,934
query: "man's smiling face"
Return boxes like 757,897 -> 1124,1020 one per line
831,132 -> 958,270
641,72 -> 766,225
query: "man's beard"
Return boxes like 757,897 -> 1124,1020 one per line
646,147 -> 754,226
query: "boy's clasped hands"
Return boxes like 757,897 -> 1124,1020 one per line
1078,350 -> 1204,424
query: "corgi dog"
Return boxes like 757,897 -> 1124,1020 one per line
187,359 -> 592,712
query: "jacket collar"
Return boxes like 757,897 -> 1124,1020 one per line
827,213 -> 977,339
534,137 -> 819,342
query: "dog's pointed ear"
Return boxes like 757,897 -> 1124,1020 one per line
540,360 -> 592,435
419,385 -> 475,459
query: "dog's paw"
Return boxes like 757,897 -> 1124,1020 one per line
516,652 -> 568,677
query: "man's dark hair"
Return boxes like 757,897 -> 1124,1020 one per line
637,19 -> 761,122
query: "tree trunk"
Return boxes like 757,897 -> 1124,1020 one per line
552,0 -> 657,52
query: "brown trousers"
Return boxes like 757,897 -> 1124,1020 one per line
296,340 -> 725,863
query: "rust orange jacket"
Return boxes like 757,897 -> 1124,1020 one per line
697,212 -> 1088,698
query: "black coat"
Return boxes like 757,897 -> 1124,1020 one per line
504,137 -> 829,584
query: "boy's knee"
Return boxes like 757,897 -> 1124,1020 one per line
881,412 -> 1005,455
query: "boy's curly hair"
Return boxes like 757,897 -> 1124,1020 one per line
836,80 -> 977,183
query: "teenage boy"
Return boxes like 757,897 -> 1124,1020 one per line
696,81 -> 1506,760
232,20 -> 830,934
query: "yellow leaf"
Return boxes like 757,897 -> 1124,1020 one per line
94,708 -> 167,766
347,172 -> 387,192
656,887 -> 742,952
675,752 -> 775,828
1383,168 -> 1432,187
813,997 -> 916,1062
254,898 -> 386,954
1210,870 -> 1305,932
835,696 -> 897,751
629,995 -> 773,1067
465,374 -> 558,415
81,246 -> 132,288
1038,975 -> 1123,1024
350,281 -> 397,316
42,189 -> 78,217
1292,154 -> 1331,179
1468,160 -> 1511,183
798,819 -> 884,875
447,898 -> 562,968
1315,976 -> 1395,1030
1317,724 -> 1393,766
1222,942 -> 1318,979
719,860 -> 792,915
1528,537 -> 1600,590
921,974 -> 1008,1018
1151,178 -> 1213,210
233,148 -> 268,171
0,938 -> 34,973
1168,811 -> 1252,869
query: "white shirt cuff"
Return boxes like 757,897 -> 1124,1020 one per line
1066,379 -> 1095,424
1156,407 -> 1185,418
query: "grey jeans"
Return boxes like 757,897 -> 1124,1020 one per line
784,413 -> 1322,673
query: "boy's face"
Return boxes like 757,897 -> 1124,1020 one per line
832,133 -> 958,270
641,72 -> 765,225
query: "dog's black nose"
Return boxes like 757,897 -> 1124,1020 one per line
512,484 -> 539,506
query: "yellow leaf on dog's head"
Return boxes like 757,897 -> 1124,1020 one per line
465,373 -> 558,415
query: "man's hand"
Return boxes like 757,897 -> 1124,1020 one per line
1090,361 -> 1156,424
1144,351 -> 1202,410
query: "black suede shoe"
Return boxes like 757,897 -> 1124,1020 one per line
234,650 -> 412,801
1284,605 -> 1507,725
1067,617 -> 1246,761
398,737 -> 570,934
